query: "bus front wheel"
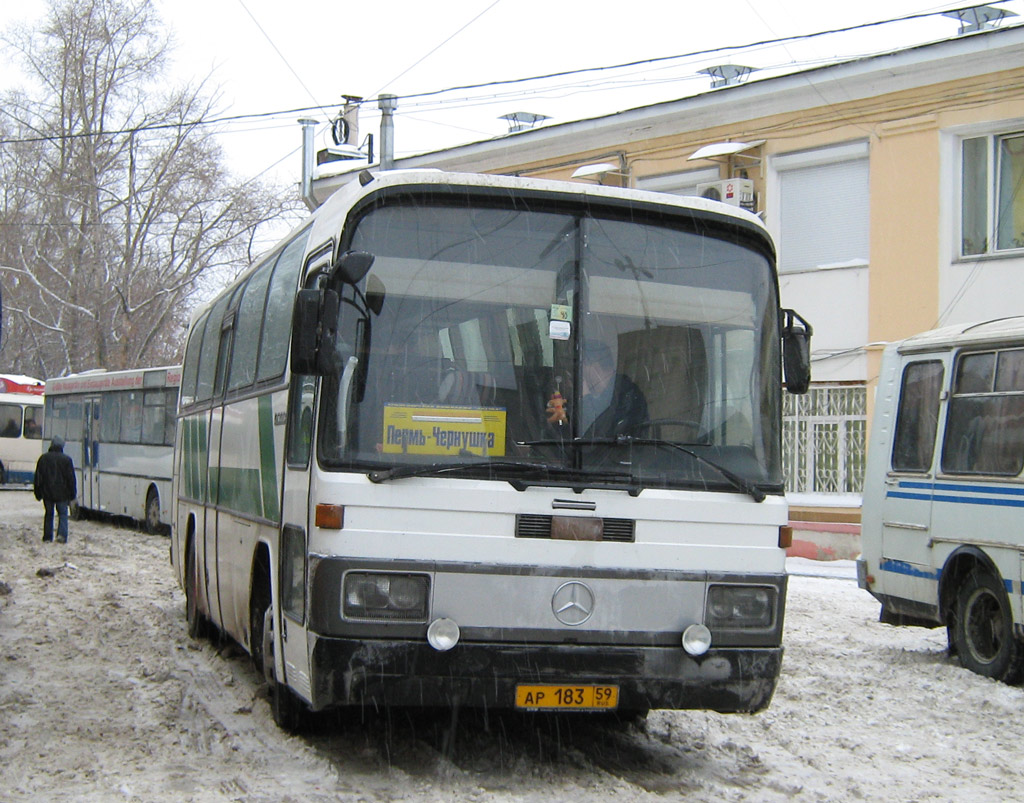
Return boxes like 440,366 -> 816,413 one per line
261,606 -> 310,732
951,568 -> 1024,683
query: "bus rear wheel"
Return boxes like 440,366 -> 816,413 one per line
951,568 -> 1024,683
185,539 -> 209,640
144,489 -> 161,534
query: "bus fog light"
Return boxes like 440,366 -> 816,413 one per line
682,624 -> 712,656
427,618 -> 460,651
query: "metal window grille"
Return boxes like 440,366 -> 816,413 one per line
783,384 -> 866,494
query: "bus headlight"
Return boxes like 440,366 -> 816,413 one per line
342,573 -> 429,621
706,585 -> 776,630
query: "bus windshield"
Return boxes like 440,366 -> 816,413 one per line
319,200 -> 781,492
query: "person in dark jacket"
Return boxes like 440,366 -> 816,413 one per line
33,436 -> 77,543
545,339 -> 648,439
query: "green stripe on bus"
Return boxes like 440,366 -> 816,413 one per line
258,396 -> 279,521
215,466 -> 264,517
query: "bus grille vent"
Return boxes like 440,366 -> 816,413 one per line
515,514 -> 635,542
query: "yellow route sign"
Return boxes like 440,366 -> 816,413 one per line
381,404 -> 507,456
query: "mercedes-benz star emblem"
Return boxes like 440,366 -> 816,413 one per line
551,581 -> 595,626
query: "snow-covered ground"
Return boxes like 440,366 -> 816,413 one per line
2,488 -> 1022,802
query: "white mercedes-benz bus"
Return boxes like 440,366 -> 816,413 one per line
172,169 -> 812,729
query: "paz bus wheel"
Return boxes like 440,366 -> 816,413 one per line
261,606 -> 310,732
952,569 -> 1024,683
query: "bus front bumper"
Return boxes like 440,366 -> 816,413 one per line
308,638 -> 782,714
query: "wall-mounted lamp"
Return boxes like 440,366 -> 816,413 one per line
569,162 -> 631,186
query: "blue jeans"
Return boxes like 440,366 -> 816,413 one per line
43,500 -> 69,543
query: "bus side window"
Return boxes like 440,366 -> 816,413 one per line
24,407 -> 41,439
942,349 -> 1024,476
257,229 -> 309,384
229,258 -> 274,392
0,404 -> 21,438
196,295 -> 231,403
891,361 -> 944,472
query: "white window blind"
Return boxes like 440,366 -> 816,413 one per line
777,150 -> 869,273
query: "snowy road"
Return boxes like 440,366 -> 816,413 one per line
2,489 -> 1022,802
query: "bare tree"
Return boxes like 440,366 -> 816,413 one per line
0,0 -> 302,378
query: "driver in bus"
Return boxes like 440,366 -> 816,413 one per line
546,339 -> 647,439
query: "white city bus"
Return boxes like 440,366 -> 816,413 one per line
0,374 -> 45,484
44,366 -> 180,532
172,170 -> 812,729
859,318 -> 1024,682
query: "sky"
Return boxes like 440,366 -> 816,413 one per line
2,0 -> 1023,191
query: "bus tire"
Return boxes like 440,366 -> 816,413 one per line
261,606 -> 310,732
0,461 -> 7,485
951,568 -> 1024,683
185,538 -> 209,640
144,488 -> 161,534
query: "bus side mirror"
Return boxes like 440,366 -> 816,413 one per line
333,250 -> 375,285
291,288 -> 340,375
782,309 -> 812,395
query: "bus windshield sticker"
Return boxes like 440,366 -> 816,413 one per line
382,405 -> 507,457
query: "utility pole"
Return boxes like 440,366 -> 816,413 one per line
378,94 -> 397,170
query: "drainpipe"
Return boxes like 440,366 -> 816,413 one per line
378,94 -> 397,171
299,118 -> 318,212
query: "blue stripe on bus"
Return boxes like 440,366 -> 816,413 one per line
899,481 -> 1024,497
879,558 -> 941,581
886,481 -> 1024,509
878,559 -> 1017,595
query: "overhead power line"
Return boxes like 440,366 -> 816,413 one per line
0,4 -> 1011,148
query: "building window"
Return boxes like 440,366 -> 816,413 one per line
775,142 -> 869,274
783,384 -> 866,494
961,132 -> 1024,256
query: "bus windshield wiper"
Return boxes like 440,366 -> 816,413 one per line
367,458 -> 566,484
521,435 -> 766,502
612,436 -> 766,502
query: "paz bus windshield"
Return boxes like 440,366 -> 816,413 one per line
319,200 -> 781,493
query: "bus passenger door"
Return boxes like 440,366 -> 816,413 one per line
81,396 -> 102,512
880,360 -> 945,574
277,377 -> 317,704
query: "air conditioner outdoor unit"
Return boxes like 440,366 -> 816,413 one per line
696,178 -> 755,210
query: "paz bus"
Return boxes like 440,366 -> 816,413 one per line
859,318 -> 1024,682
44,366 -> 180,532
172,169 -> 812,729
0,374 -> 45,484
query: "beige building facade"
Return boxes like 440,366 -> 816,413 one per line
312,25 -> 1024,520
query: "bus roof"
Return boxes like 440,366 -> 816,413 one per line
895,316 -> 1024,355
45,365 -> 182,395
0,374 -> 45,395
